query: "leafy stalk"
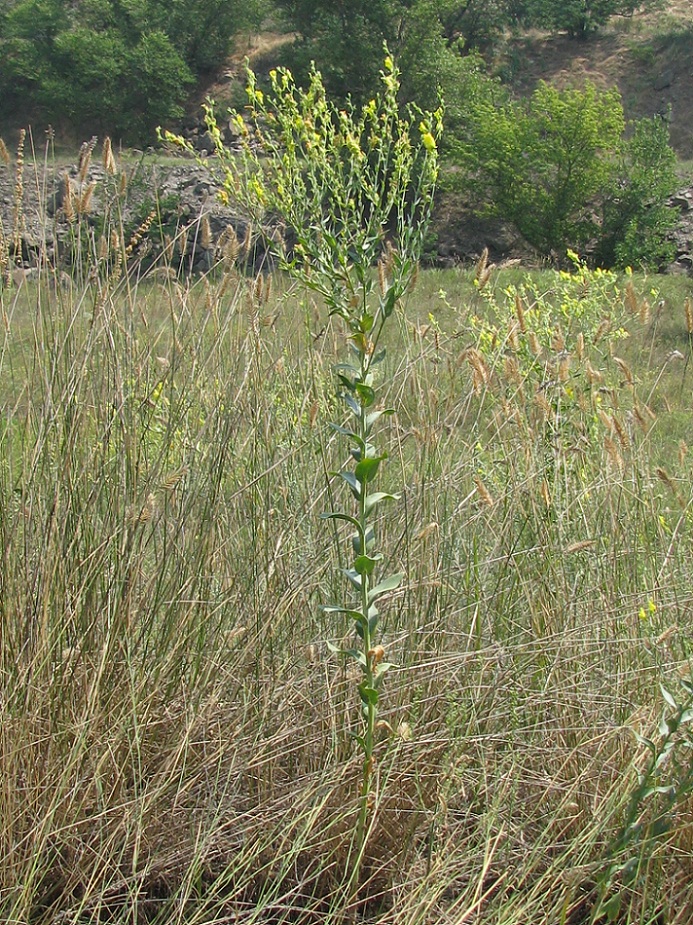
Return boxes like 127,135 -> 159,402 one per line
164,47 -> 441,879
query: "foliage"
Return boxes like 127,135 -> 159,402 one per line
0,0 -> 256,142
451,76 -> 678,267
467,250 -> 639,494
273,0 -> 522,104
596,679 -> 693,922
525,0 -> 661,38
595,115 -> 679,269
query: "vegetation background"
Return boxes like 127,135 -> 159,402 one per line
1,2 -> 693,924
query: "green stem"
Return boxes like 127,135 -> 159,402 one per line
355,342 -> 375,863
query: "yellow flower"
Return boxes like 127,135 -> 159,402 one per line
421,132 -> 436,153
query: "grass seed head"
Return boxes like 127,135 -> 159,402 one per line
576,332 -> 584,361
62,174 -> 75,222
102,136 -> 117,175
593,319 -> 611,344
78,136 -> 97,182
474,475 -> 494,507
0,138 -> 9,166
527,330 -> 542,356
612,356 -> 634,387
514,292 -> 526,332
77,181 -> 96,215
200,214 -> 213,251
624,280 -> 639,314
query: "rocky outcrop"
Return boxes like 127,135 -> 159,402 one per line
1,146 -> 692,277
0,148 -> 272,278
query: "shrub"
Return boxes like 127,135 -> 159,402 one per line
451,77 -> 679,267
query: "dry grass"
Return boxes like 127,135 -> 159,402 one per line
1,145 -> 693,925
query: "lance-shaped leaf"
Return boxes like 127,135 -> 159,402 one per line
368,572 -> 404,604
350,442 -> 377,462
374,662 -> 397,685
334,362 -> 361,379
329,422 -> 359,441
344,393 -> 361,416
352,525 -> 376,556
321,511 -> 361,531
359,312 -> 375,334
382,286 -> 398,318
338,470 -> 361,499
364,491 -> 401,516
343,568 -> 363,590
355,383 -> 376,407
349,731 -> 367,751
322,604 -> 365,620
358,683 -> 379,707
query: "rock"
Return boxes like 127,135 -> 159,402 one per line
193,132 -> 216,154
654,70 -> 674,91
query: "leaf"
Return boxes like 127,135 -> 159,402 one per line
382,286 -> 397,318
334,362 -> 361,378
322,605 -> 364,619
660,684 -> 678,710
338,373 -> 357,392
349,732 -> 367,751
355,456 -> 385,484
374,661 -> 397,681
359,312 -> 374,334
355,383 -> 376,407
358,683 -> 379,707
364,491 -> 400,515
370,348 -> 387,366
329,422 -> 358,439
321,511 -> 360,530
344,393 -> 361,416
352,525 -> 375,555
365,408 -> 394,433
326,641 -> 367,667
368,572 -> 404,603
603,893 -> 622,923
633,731 -> 656,753
350,442 -> 377,462
338,470 -> 361,498
343,568 -> 362,590
354,553 -> 382,575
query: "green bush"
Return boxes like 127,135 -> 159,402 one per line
595,116 -> 679,269
0,0 -> 255,142
525,0 -> 661,38
451,76 -> 678,268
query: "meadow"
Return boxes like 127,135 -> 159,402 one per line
2,142 -> 693,925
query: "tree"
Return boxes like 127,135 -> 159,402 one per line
526,0 -> 661,38
454,80 -> 624,257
